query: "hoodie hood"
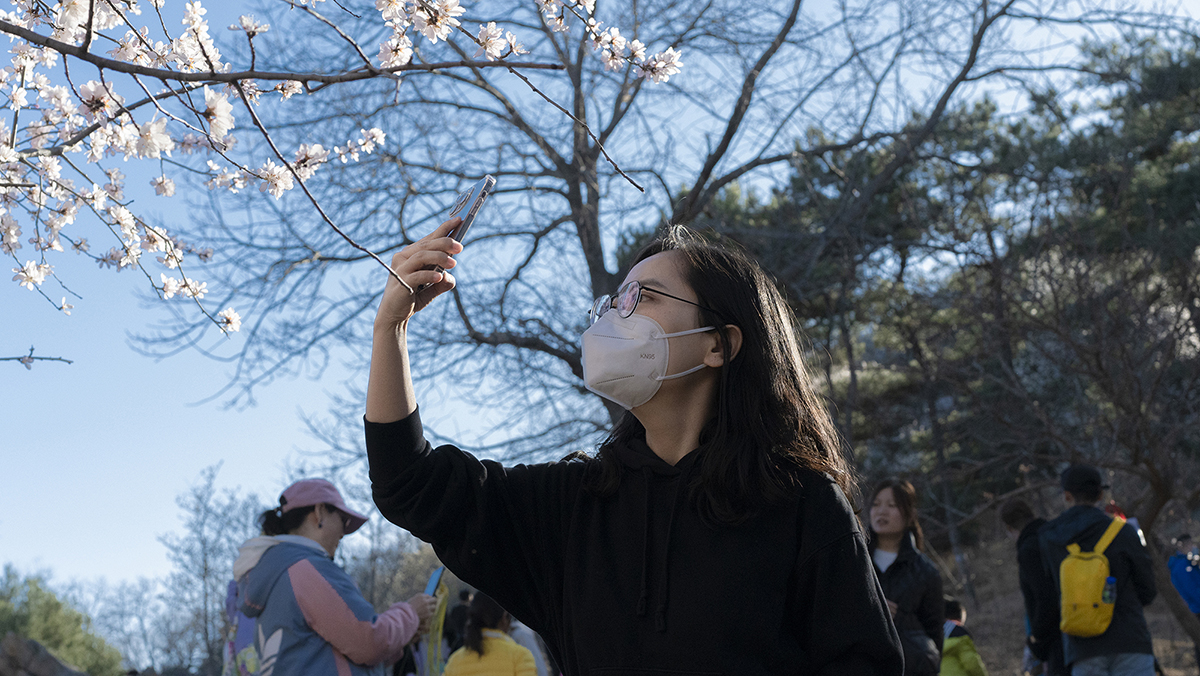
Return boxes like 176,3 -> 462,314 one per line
1016,517 -> 1047,551
1039,505 -> 1110,549
234,535 -> 329,618
233,534 -> 325,581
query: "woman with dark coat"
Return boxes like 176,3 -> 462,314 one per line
869,479 -> 945,676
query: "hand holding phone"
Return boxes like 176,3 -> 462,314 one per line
418,175 -> 495,291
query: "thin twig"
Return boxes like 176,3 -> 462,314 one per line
231,81 -> 414,295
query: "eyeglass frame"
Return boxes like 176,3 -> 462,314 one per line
588,280 -> 726,325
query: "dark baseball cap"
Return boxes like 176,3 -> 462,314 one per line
1060,464 -> 1109,494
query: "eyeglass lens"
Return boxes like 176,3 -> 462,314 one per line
588,281 -> 647,324
615,282 -> 641,317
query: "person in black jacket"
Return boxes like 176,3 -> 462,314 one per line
364,221 -> 904,675
1001,498 -> 1066,676
1035,465 -> 1157,676
869,478 -> 944,676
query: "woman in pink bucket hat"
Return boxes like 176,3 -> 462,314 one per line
230,478 -> 438,676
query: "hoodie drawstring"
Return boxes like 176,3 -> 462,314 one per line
654,462 -> 692,633
636,466 -> 652,618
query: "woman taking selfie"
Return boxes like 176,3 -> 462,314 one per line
232,479 -> 438,676
365,221 -> 903,675
868,479 -> 944,676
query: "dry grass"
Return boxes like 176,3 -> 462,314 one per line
945,537 -> 1198,676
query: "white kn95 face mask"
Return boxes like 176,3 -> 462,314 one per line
581,311 -> 715,410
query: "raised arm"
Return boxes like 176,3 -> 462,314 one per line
366,218 -> 464,424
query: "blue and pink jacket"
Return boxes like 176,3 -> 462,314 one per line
235,535 -> 419,676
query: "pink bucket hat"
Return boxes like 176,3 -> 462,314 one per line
279,478 -> 368,534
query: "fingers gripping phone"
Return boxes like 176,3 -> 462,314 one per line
419,175 -> 495,291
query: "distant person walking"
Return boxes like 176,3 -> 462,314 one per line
1167,534 -> 1200,674
1035,465 -> 1157,676
869,478 -> 945,676
1002,498 -> 1066,676
443,593 -> 536,676
940,596 -> 988,676
233,479 -> 438,676
364,223 -> 904,674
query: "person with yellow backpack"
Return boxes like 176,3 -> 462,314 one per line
1034,465 -> 1157,676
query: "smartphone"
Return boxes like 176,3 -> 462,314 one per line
445,175 -> 496,243
424,566 -> 445,596
419,175 -> 495,291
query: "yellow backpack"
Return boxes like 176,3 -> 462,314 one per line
1059,516 -> 1126,637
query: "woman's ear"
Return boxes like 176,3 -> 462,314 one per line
703,325 -> 743,367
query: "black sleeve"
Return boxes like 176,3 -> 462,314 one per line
1030,534 -> 1062,659
365,410 -> 579,636
916,564 -> 945,653
791,480 -> 904,676
1019,539 -> 1059,660
1121,525 -> 1157,607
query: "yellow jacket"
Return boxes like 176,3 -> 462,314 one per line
940,622 -> 988,676
443,630 -> 537,676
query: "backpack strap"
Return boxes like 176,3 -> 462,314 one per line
1093,516 -> 1126,555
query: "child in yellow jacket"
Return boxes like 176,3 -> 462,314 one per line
443,593 -> 536,676
941,597 -> 988,676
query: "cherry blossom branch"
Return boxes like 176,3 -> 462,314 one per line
230,80 -> 415,296
0,19 -> 565,83
444,21 -> 644,192
1,346 -> 74,369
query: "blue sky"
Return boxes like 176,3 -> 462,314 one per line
2,249 -> 340,583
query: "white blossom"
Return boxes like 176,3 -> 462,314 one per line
629,39 -> 646,62
202,86 -> 234,141
635,47 -> 682,84
293,143 -> 329,180
118,244 -> 141,268
1,214 -> 21,254
474,22 -> 507,60
375,0 -> 409,23
413,0 -> 464,43
160,272 -> 182,298
137,118 -> 175,158
150,175 -> 176,196
77,80 -> 124,121
12,260 -> 50,289
275,81 -> 303,99
378,33 -> 413,68
230,15 -> 269,36
258,159 -> 294,198
180,276 -> 207,299
8,86 -> 28,111
103,168 -> 125,201
358,128 -> 386,153
506,31 -> 528,55
217,307 -> 242,332
59,297 -> 72,314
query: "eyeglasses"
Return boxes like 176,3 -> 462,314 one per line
588,280 -> 722,325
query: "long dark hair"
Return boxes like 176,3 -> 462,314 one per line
868,479 -> 925,550
463,592 -> 507,656
258,503 -> 329,536
588,225 -> 856,524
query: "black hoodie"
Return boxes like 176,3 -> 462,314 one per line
1036,505 -> 1156,667
366,410 -> 904,676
